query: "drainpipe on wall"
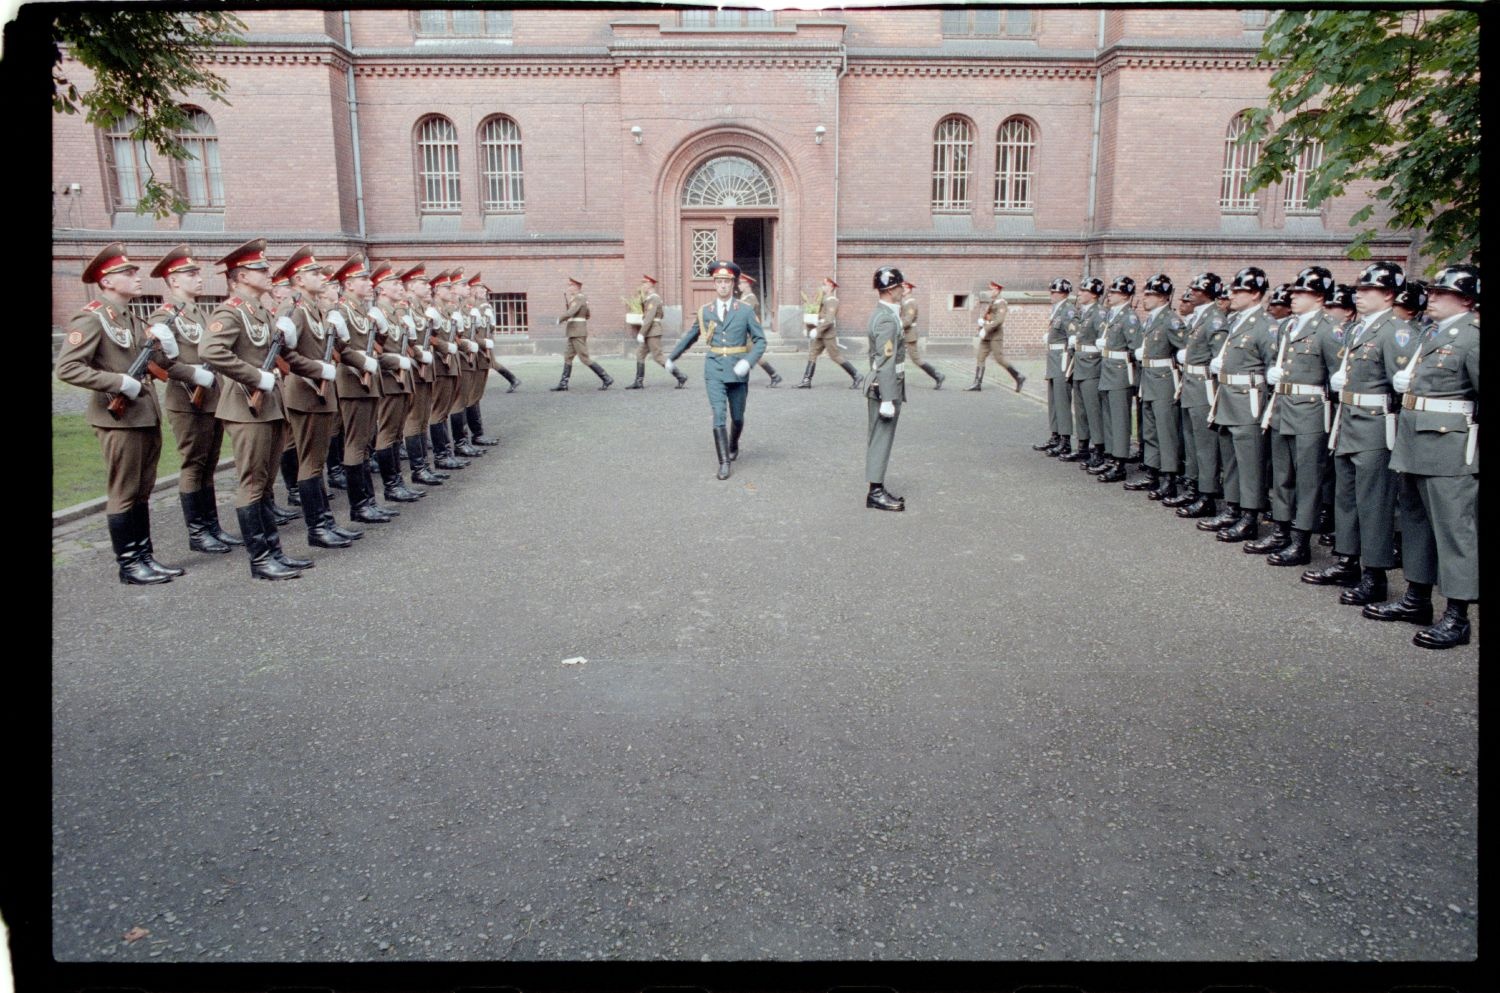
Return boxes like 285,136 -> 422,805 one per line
832,43 -> 847,283
1083,10 -> 1105,277
343,11 -> 368,241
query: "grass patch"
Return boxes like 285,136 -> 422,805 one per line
52,412 -> 232,512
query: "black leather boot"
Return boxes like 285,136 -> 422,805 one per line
499,367 -> 520,393
1338,567 -> 1387,606
1162,478 -> 1198,508
1123,466 -> 1158,491
588,361 -> 614,389
673,367 -> 688,389
237,504 -> 301,581
319,480 -> 363,541
1096,460 -> 1126,483
1177,493 -> 1216,519
260,498 -> 313,569
266,492 -> 298,525
626,361 -> 645,389
763,362 -> 782,387
550,363 -> 572,391
326,434 -> 346,489
451,412 -> 485,457
729,420 -> 743,461
1058,442 -> 1090,462
866,483 -> 905,511
1217,509 -> 1260,543
796,362 -> 815,388
347,463 -> 394,524
326,461 -> 347,491
1049,437 -> 1072,458
963,366 -> 984,391
301,478 -> 352,549
109,511 -> 170,585
181,491 -> 230,554
133,503 -> 185,577
1314,504 -> 1334,534
1006,364 -> 1027,392
921,362 -> 945,388
1267,528 -> 1312,566
1412,601 -> 1471,649
201,484 -> 243,546
1033,433 -> 1060,452
714,426 -> 732,480
1198,501 -> 1240,531
362,464 -> 398,518
278,447 -> 301,507
419,433 -> 450,480
1301,554 -> 1361,586
839,360 -> 864,390
1244,520 -> 1291,554
1362,583 -> 1434,625
467,404 -> 498,445
1082,444 -> 1107,469
430,422 -> 469,470
407,434 -> 444,486
378,445 -> 425,502
1147,473 -> 1177,501
1391,533 -> 1403,570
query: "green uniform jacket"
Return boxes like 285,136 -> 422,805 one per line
1098,304 -> 1142,392
1389,313 -> 1479,476
1268,309 -> 1336,436
669,298 -> 767,383
1069,303 -> 1104,381
865,302 -> 906,403
1044,299 -> 1077,379
1138,305 -> 1186,403
1333,310 -> 1417,455
1213,306 -> 1277,426
1179,303 -> 1227,409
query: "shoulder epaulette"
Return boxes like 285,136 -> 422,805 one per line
83,300 -> 102,312
225,296 -> 242,307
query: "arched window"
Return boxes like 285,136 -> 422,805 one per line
101,112 -> 152,211
994,117 -> 1036,212
1283,132 -> 1325,214
175,108 -> 223,210
415,115 -> 461,213
681,155 -> 778,207
932,116 -> 973,213
1220,111 -> 1261,213
479,116 -> 524,212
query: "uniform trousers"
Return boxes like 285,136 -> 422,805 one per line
634,334 -> 666,365
704,377 -> 749,429
377,392 -> 410,449
430,375 -> 459,426
1333,448 -> 1398,568
339,398 -> 378,467
1217,423 -> 1267,510
1268,430 -> 1328,530
224,420 -> 282,507
406,378 -> 435,436
95,425 -> 162,514
166,408 -> 224,493
866,399 -> 901,485
1141,397 -> 1181,472
286,407 -> 338,482
1398,473 -> 1479,601
1101,386 -> 1134,458
1184,403 -> 1219,494
1072,375 -> 1102,444
808,334 -> 846,363
562,331 -> 592,364
1178,404 -> 1199,483
902,337 -> 928,366
975,336 -> 1012,369
1048,374 -> 1073,436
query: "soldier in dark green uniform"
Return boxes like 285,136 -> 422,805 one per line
1092,276 -> 1142,483
865,266 -> 908,511
1171,274 -> 1228,518
1033,278 -> 1076,456
1363,264 -> 1479,648
1062,277 -> 1106,468
1128,274 -> 1187,500
1312,283 -> 1358,545
667,260 -> 767,479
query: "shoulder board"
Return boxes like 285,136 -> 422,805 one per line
83,300 -> 102,312
226,296 -> 242,307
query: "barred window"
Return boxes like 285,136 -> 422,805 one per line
479,116 -> 524,212
932,116 -> 973,213
175,108 -> 224,210
1283,136 -> 1325,214
415,10 -> 513,37
127,295 -> 164,324
101,112 -> 153,211
415,115 -> 461,213
680,9 -> 775,28
1219,111 -> 1261,213
691,229 -> 718,279
491,293 -> 528,334
942,8 -> 1034,37
994,117 -> 1036,212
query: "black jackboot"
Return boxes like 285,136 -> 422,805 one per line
201,484 -> 243,546
1033,433 -> 1060,453
181,491 -> 231,554
300,478 -> 352,549
1162,478 -> 1198,508
796,362 -> 815,388
1267,528 -> 1312,567
132,503 -> 185,577
347,464 -> 395,523
1217,508 -> 1260,543
714,426 -> 732,480
1006,364 -> 1027,392
729,420 -> 744,461
280,447 -> 301,507
260,498 -> 313,570
1413,600 -> 1471,649
451,412 -> 484,457
1198,501 -> 1240,531
588,361 -> 614,390
763,362 -> 782,387
867,483 -> 905,511
921,362 -> 945,388
326,434 -> 347,489
626,361 -> 646,389
1123,466 -> 1158,491
419,432 -> 450,479
498,367 -> 520,392
378,445 -> 425,502
237,504 -> 301,581
1244,520 -> 1292,554
430,421 -> 469,470
1362,583 -> 1434,625
673,366 -> 689,389
1302,554 -> 1361,587
466,404 -> 498,445
1338,567 -> 1387,606
407,434 -> 444,486
109,511 -> 170,585
318,480 -> 363,541
550,363 -> 572,391
839,360 -> 864,390
963,366 -> 984,391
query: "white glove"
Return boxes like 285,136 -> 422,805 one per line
1094,336 -> 1106,349
420,350 -> 433,365
469,307 -> 481,320
1133,346 -> 1144,362
1209,356 -> 1224,375
1266,365 -> 1284,386
402,314 -> 417,332
483,306 -> 495,321
1392,367 -> 1412,393
1175,348 -> 1186,364
484,338 -> 494,350
447,342 -> 458,354
275,315 -> 299,349
190,365 -> 215,388
1068,334 -> 1078,349
425,306 -> 442,322
466,339 -> 479,352
118,374 -> 142,399
879,400 -> 895,419
327,310 -> 349,341
319,362 -> 336,381
147,323 -> 179,358
733,359 -> 750,377
977,318 -> 986,327
1329,369 -> 1347,392
664,358 -> 675,373
256,370 -> 275,392
806,328 -> 815,338
362,356 -> 378,375
636,333 -> 644,344
368,307 -> 388,330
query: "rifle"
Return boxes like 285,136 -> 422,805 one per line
106,335 -> 171,420
1261,317 -> 1293,432
158,301 -> 213,411
246,329 -> 290,417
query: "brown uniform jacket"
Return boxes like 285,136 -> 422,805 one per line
641,291 -> 664,336
277,298 -> 339,413
56,300 -> 172,429
812,293 -> 839,338
980,295 -> 1008,341
561,292 -> 590,337
201,296 -> 285,423
900,297 -> 919,342
372,301 -> 412,394
329,300 -> 383,399
155,299 -> 220,415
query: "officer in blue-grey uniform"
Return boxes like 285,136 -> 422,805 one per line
1033,278 -> 1077,457
1364,264 -> 1480,649
865,266 -> 908,511
667,260 -> 767,480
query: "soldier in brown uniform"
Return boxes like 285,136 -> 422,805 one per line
327,252 -> 397,524
199,239 -> 312,580
900,280 -> 946,388
316,269 -> 350,492
798,277 -> 864,389
460,274 -> 502,444
369,260 -> 426,502
551,276 -> 613,390
397,263 -> 451,484
625,274 -> 688,389
738,274 -> 783,387
446,270 -> 490,458
149,244 -> 242,556
56,244 -> 184,584
263,269 -> 304,520
963,281 -> 1026,392
424,270 -> 472,471
472,279 -> 521,393
270,246 -> 363,550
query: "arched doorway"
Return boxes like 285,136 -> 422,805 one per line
679,154 -> 780,323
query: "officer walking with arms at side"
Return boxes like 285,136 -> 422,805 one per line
551,276 -> 613,390
865,267 -> 909,511
625,275 -> 688,389
798,276 -> 864,389
964,281 -> 1026,392
900,280 -> 946,389
1034,278 -> 1076,455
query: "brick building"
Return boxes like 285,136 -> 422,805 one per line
51,6 -> 1415,352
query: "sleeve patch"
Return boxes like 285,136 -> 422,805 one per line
884,340 -> 894,357
209,321 -> 224,333
67,330 -> 83,345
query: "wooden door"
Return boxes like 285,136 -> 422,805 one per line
681,216 -> 734,317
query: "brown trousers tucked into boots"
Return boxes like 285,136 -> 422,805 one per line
95,425 -> 162,514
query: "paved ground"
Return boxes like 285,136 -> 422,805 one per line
52,354 -> 1478,962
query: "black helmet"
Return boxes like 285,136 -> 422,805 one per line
1180,289 -> 1193,302
1108,275 -> 1136,296
1268,283 -> 1293,308
1189,272 -> 1223,297
1354,260 -> 1405,292
1394,280 -> 1428,314
1078,276 -> 1105,297
1229,266 -> 1269,294
1142,273 -> 1173,298
1327,283 -> 1357,312
707,259 -> 742,281
1216,284 -> 1232,300
1049,278 -> 1073,294
873,265 -> 904,291
1428,264 -> 1479,303
1289,265 -> 1335,298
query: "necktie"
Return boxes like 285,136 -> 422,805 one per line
717,303 -> 725,322
1348,321 -> 1365,346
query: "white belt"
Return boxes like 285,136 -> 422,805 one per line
1078,345 -> 1101,354
1275,383 -> 1327,397
1221,373 -> 1264,386
1184,364 -> 1208,376
1104,349 -> 1131,360
1401,395 -> 1474,414
566,318 -> 586,323
1048,343 -> 1067,351
1143,358 -> 1175,369
1340,390 -> 1390,409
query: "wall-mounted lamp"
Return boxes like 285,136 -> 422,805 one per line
814,125 -> 826,145
630,125 -> 643,145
